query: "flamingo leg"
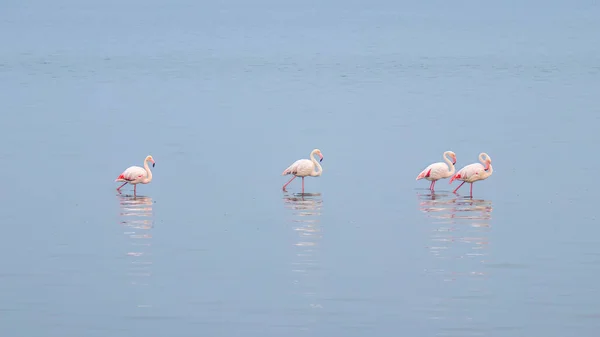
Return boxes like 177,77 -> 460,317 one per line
453,181 -> 466,193
470,183 -> 473,197
301,177 -> 305,194
429,181 -> 434,191
283,176 -> 296,191
134,185 -> 137,197
117,182 -> 128,192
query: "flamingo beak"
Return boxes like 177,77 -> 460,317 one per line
152,160 -> 156,167
485,161 -> 490,171
453,157 -> 457,165
319,153 -> 323,162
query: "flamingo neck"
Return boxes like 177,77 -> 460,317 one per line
143,158 -> 153,183
479,153 -> 491,172
443,151 -> 455,175
478,153 -> 486,166
310,151 -> 323,177
485,164 -> 493,175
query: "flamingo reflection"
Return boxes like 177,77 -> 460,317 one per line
416,191 -> 494,332
417,191 -> 493,279
283,192 -> 324,315
117,194 -> 154,308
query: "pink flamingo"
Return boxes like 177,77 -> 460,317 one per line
282,149 -> 323,194
449,152 -> 493,196
415,150 -> 457,191
115,155 -> 155,197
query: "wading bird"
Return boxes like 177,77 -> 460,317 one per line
415,150 -> 457,191
449,152 -> 493,196
115,155 -> 155,197
282,149 -> 323,194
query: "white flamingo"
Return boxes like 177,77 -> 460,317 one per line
449,152 -> 493,196
282,149 -> 323,194
415,150 -> 457,191
115,155 -> 155,196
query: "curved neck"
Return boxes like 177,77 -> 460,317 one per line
479,153 -> 491,171
479,153 -> 486,165
310,151 -> 323,176
143,159 -> 153,183
443,151 -> 455,174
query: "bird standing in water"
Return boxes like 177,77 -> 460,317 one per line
282,149 -> 323,194
449,152 -> 493,196
115,155 -> 155,197
415,150 -> 457,192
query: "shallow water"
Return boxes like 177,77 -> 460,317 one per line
1,0 -> 600,336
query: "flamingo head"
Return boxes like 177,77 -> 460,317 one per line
146,155 -> 156,167
481,153 -> 491,171
313,149 -> 323,162
448,151 -> 457,165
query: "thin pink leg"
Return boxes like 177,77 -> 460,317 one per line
453,181 -> 466,193
283,176 -> 296,191
117,182 -> 127,192
134,185 -> 137,197
429,181 -> 434,191
302,177 -> 305,194
470,183 -> 473,197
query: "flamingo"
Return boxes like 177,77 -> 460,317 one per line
415,150 -> 457,191
449,152 -> 493,196
282,149 -> 323,194
115,155 -> 155,197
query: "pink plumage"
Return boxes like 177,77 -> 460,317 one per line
115,155 -> 156,197
282,149 -> 324,194
416,151 -> 457,192
115,166 -> 146,182
449,152 -> 493,196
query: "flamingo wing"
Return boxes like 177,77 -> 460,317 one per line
416,162 -> 449,180
451,163 -> 486,183
282,159 -> 314,176
116,166 -> 147,182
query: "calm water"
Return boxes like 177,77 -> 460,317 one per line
1,0 -> 600,336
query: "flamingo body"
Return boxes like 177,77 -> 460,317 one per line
115,155 -> 155,196
416,151 -> 457,191
282,149 -> 323,194
416,162 -> 453,181
115,166 -> 148,184
449,152 -> 493,196
282,159 -> 317,177
449,163 -> 489,184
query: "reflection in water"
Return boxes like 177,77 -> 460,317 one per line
117,195 -> 154,309
417,191 -> 493,335
417,192 -> 492,274
283,192 -> 324,329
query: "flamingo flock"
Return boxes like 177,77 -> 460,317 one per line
416,151 -> 493,197
114,149 -> 492,197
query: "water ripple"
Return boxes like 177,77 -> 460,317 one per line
117,195 -> 154,310
417,191 -> 494,335
283,192 -> 324,331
